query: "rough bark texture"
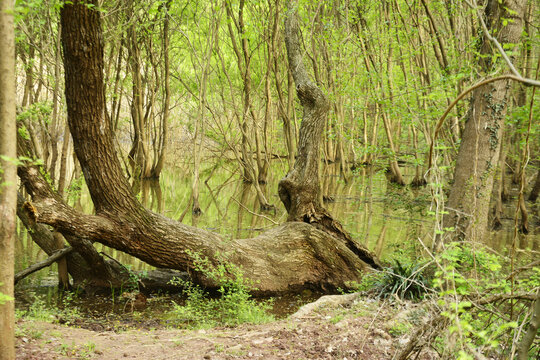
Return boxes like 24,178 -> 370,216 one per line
517,291 -> 540,360
16,193 -> 186,291
440,0 -> 526,245
18,157 -> 372,292
279,0 -> 380,269
0,0 -> 16,357
16,0 -> 379,295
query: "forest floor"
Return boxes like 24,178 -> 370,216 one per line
14,293 -> 440,360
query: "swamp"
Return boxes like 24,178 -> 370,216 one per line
0,0 -> 539,359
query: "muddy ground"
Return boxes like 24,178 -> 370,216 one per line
15,293 -> 441,360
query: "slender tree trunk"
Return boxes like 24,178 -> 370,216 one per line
382,5 -> 405,185
192,3 -> 219,216
127,3 -> 151,181
150,1 -> 171,179
410,125 -> 426,187
48,20 -> 62,185
274,42 -> 296,169
492,133 -> 506,230
0,0 -> 16,356
54,123 -> 72,290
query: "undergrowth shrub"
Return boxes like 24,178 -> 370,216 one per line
169,251 -> 274,328
374,260 -> 433,300
16,291 -> 81,325
350,260 -> 433,301
433,242 -> 539,359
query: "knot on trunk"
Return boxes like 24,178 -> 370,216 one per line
296,82 -> 328,110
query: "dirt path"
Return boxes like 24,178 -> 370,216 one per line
16,296 -> 438,359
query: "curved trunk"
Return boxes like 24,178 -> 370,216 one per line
279,0 -> 380,268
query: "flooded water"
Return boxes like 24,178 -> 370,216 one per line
15,161 -> 538,281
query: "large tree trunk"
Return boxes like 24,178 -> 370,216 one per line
17,0 -> 379,295
0,0 -> 16,357
278,0 -> 380,269
439,0 -> 526,246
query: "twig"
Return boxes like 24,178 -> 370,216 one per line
232,197 -> 279,225
427,0 -> 540,172
464,0 -> 540,87
506,260 -> 540,281
396,292 -> 536,359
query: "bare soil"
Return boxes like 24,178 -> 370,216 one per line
16,295 -> 439,360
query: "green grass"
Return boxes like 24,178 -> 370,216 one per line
168,252 -> 274,329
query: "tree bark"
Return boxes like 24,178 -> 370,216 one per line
439,0 -> 527,246
529,169 -> 540,202
0,0 -> 16,356
517,290 -> 540,360
16,0 -> 380,295
149,0 -> 171,179
279,0 -> 380,269
16,192 -> 186,291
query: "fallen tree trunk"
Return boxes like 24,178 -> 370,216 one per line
17,192 -> 187,291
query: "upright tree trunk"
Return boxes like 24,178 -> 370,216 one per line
492,132 -> 506,230
279,0 -> 379,268
0,0 -> 16,356
127,3 -> 151,181
382,4 -> 405,185
439,0 -> 527,246
192,3 -> 220,216
150,1 -> 171,179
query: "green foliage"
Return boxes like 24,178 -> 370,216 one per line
66,175 -> 84,204
433,243 -> 508,295
168,251 -> 274,328
433,243 -> 539,358
122,264 -> 147,293
16,101 -> 52,124
346,258 -> 433,301
17,291 -> 81,325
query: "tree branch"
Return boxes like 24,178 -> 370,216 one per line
14,247 -> 73,284
464,0 -> 540,87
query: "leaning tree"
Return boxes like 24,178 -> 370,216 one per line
17,0 -> 379,294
